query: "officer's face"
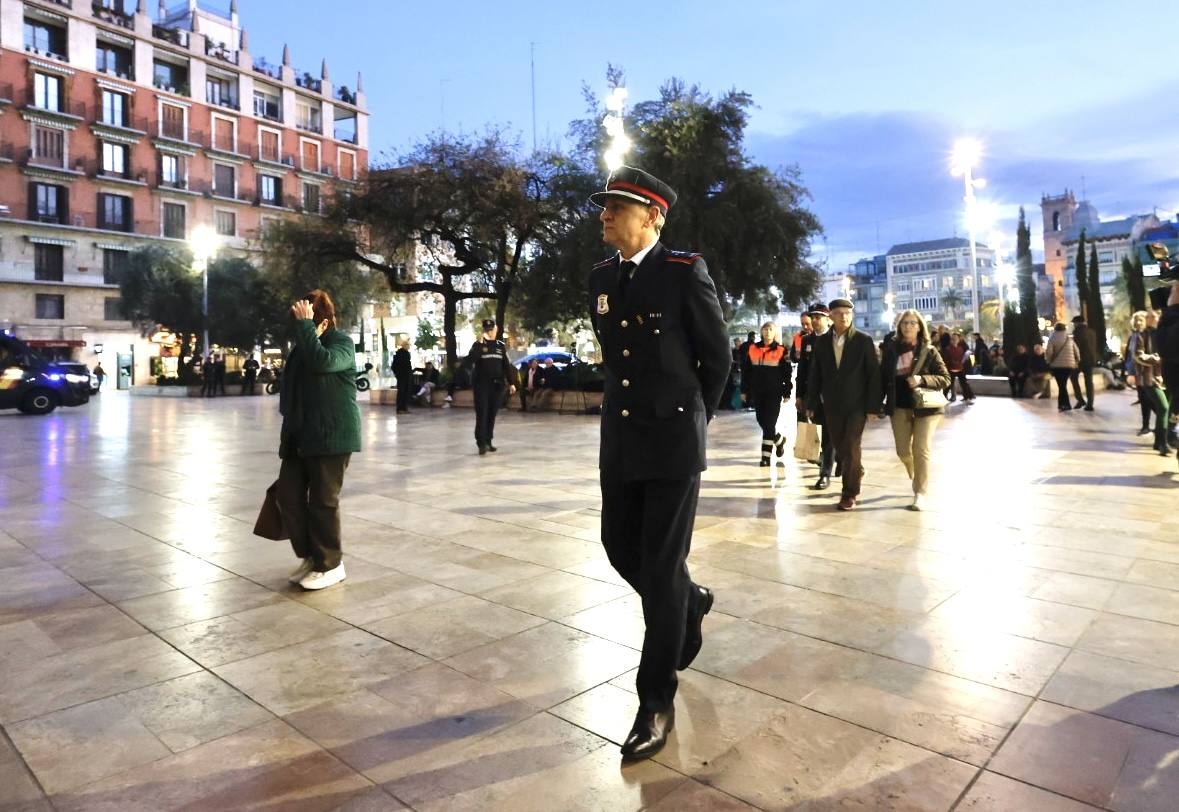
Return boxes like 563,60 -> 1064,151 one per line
484,326 -> 498,340
600,199 -> 656,250
811,314 -> 830,333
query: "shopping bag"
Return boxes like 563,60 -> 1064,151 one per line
793,420 -> 821,461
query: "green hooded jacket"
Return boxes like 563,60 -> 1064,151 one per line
279,320 -> 361,458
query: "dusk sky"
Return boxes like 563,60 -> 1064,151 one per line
240,0 -> 1178,270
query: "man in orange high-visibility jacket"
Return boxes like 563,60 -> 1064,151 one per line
741,321 -> 793,466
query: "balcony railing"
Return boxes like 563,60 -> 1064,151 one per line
33,0 -> 72,7
334,86 -> 357,105
252,59 -> 282,80
152,25 -> 189,48
155,123 -> 203,144
91,2 -> 134,30
26,149 -> 71,170
209,97 -> 240,112
23,44 -> 69,63
31,212 -> 69,224
97,65 -> 135,82
205,40 -> 238,65
95,114 -> 149,133
295,120 -> 322,134
152,78 -> 190,97
21,90 -> 87,119
155,172 -> 188,191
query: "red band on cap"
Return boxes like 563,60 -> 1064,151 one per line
607,180 -> 669,211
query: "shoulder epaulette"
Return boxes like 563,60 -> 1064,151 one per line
592,256 -> 617,269
664,250 -> 703,265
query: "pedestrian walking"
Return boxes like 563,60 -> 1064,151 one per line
1072,315 -> 1098,410
1046,323 -> 1081,412
795,304 -> 836,489
392,340 -> 413,414
274,290 -> 361,591
201,354 -> 215,397
93,362 -> 106,391
242,353 -> 259,395
741,321 -> 792,466
1127,312 -> 1152,435
588,165 -> 730,761
881,310 -> 951,511
943,332 -> 975,402
1135,310 -> 1171,456
792,311 -> 812,362
465,319 -> 517,455
806,298 -> 881,511
214,353 -> 227,396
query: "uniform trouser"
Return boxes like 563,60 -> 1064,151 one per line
474,382 -> 505,446
753,396 -> 782,440
275,453 -> 351,572
889,409 -> 941,495
1144,386 -> 1170,449
826,411 -> 868,497
1076,367 -> 1094,406
601,473 -> 701,712
243,374 -> 256,395
395,375 -> 412,410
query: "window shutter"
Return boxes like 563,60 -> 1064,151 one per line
60,186 -> 69,222
28,182 -> 37,220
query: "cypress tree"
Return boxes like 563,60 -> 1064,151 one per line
1075,231 -> 1089,320
1088,243 -> 1107,354
1122,255 -> 1146,312
1015,207 -> 1039,346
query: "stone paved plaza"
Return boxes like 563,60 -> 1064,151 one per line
2,390 -> 1178,811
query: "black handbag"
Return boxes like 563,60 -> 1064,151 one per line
253,481 -> 289,540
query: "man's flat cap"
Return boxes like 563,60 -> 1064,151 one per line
589,166 -> 678,213
828,298 -> 854,311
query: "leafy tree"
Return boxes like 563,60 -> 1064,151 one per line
941,288 -> 964,321
1001,303 -> 1021,360
1075,230 -> 1089,320
1122,255 -> 1147,313
1088,243 -> 1108,354
415,318 -> 440,351
118,244 -> 203,377
1015,207 -> 1040,347
562,75 -> 822,318
205,256 -> 279,351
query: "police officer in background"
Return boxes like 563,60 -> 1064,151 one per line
588,166 -> 731,761
796,303 -> 836,488
465,319 -> 517,455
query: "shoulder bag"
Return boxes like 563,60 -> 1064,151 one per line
910,345 -> 948,410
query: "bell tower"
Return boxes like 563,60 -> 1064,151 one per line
1041,190 -> 1077,320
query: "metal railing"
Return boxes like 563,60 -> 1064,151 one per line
95,113 -> 149,132
295,73 -> 322,93
152,25 -> 189,48
152,77 -> 190,97
155,173 -> 189,191
205,40 -> 238,65
334,86 -> 357,105
252,60 -> 282,80
91,1 -> 134,30
156,123 -> 204,144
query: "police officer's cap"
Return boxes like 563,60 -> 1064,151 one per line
828,298 -> 855,311
807,303 -> 830,316
481,319 -> 496,331
589,166 -> 678,214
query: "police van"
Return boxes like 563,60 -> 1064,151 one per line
0,332 -> 92,415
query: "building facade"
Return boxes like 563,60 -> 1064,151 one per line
1060,206 -> 1160,319
0,0 -> 368,383
884,237 -> 997,332
1040,190 -> 1074,320
844,254 -> 887,336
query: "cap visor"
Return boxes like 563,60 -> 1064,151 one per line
589,189 -> 653,208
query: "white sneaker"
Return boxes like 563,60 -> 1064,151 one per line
287,559 -> 313,584
909,494 -> 924,511
299,562 -> 346,590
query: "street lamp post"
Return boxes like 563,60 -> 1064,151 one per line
190,225 -> 217,360
951,139 -> 985,334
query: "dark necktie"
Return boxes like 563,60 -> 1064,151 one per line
619,260 -> 637,295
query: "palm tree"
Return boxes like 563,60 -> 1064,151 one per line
941,288 -> 964,321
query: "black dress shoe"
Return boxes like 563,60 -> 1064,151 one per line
621,707 -> 674,761
678,586 -> 713,670
813,474 -> 831,490
487,445 -> 498,452
478,445 -> 488,455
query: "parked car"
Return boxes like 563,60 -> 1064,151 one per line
54,362 -> 100,394
0,334 -> 91,415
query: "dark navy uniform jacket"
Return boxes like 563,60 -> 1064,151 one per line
588,242 -> 730,481
465,339 -> 517,387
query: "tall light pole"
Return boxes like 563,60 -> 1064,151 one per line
190,225 -> 217,359
951,138 -> 985,333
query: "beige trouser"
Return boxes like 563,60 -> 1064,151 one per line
890,409 -> 941,495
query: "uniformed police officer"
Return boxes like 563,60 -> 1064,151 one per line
465,319 -> 517,455
741,320 -> 793,466
588,166 -> 731,761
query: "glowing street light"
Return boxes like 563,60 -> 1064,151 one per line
602,85 -> 629,171
951,138 -> 987,333
190,224 -> 219,359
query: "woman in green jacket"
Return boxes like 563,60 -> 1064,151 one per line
276,289 -> 361,590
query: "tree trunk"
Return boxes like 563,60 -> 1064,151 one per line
495,278 -> 511,335
442,281 -> 458,372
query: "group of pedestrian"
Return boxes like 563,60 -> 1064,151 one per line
519,357 -> 559,411
200,353 -> 226,396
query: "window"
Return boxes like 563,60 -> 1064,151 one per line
302,182 -> 320,213
29,183 -> 67,223
914,296 -> 938,311
33,244 -> 64,282
296,100 -> 321,132
101,142 -> 128,177
160,154 -> 182,187
914,277 -> 935,291
30,126 -> 65,167
334,113 -> 357,144
100,91 -> 128,126
339,150 -> 356,180
103,249 -> 129,284
153,60 -> 188,94
214,210 -> 236,237
253,87 -> 281,121
213,164 -> 235,197
33,73 -> 61,111
301,140 -> 320,171
962,275 -> 973,289
96,43 -> 133,78
24,19 -> 66,58
159,104 -> 185,141
162,202 -> 185,239
895,280 -> 910,293
98,193 -> 132,231
258,129 -> 280,162
259,174 -> 281,204
206,76 -> 237,109
104,298 -> 123,321
1052,211 -> 1061,232
35,294 -> 65,320
212,117 -> 234,151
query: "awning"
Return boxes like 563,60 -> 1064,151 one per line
23,340 -> 84,348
